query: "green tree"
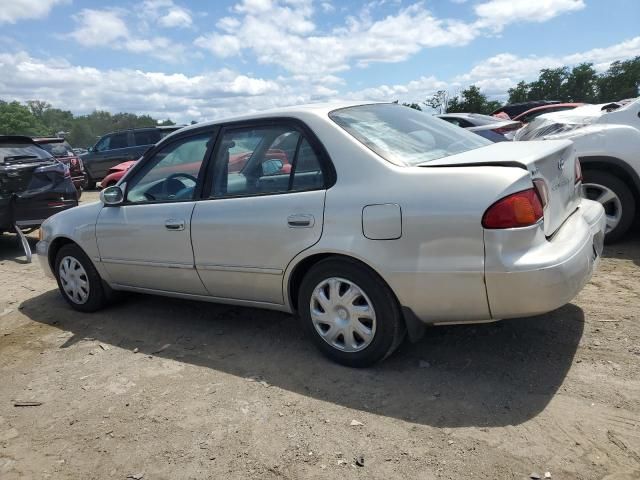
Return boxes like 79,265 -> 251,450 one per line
402,102 -> 422,111
564,63 -> 598,102
597,56 -> 640,102
526,67 -> 569,101
0,100 -> 47,135
446,85 -> 501,114
508,81 -> 529,103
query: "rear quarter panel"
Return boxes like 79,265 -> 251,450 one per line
284,114 -> 533,322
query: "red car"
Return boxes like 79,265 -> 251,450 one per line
33,138 -> 87,197
101,149 -> 292,188
511,103 -> 584,124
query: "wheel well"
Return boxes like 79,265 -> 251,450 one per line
287,253 -> 392,312
581,159 -> 640,205
48,237 -> 76,271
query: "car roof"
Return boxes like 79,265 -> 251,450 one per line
172,101 -> 385,137
0,135 -> 40,145
514,103 -> 584,118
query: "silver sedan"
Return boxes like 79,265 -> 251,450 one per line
36,102 -> 606,367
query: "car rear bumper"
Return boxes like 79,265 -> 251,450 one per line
484,198 -> 605,319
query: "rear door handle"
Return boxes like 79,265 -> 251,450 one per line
287,214 -> 314,228
165,219 -> 185,231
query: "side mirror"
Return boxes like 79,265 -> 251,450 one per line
100,185 -> 124,206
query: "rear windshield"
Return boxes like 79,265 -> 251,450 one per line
0,143 -> 52,164
38,140 -> 74,157
329,104 -> 490,166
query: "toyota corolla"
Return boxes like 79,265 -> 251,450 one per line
36,102 -> 605,367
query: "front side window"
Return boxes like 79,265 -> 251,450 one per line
95,135 -> 111,152
126,133 -> 211,203
330,104 -> 490,166
210,126 -> 325,198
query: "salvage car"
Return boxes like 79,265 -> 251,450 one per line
36,102 -> 605,367
1,136 -> 78,259
33,137 -> 87,197
436,113 -> 521,142
514,98 -> 640,242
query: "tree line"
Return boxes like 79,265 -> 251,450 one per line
0,100 -> 176,148
403,56 -> 640,114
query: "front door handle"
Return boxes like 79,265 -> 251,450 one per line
287,214 -> 314,228
165,219 -> 185,231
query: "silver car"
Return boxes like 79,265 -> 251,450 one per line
36,102 -> 606,367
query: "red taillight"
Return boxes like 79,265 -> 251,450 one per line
575,158 -> 582,184
482,188 -> 544,229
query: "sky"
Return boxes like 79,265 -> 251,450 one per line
0,0 -> 639,123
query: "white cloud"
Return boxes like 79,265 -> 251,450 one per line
474,0 -> 585,30
69,9 -> 129,47
141,0 -> 193,28
194,0 -> 586,76
68,8 -> 188,63
456,36 -> 640,96
0,0 -> 68,24
0,51 -> 295,123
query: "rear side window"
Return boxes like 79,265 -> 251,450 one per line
110,133 -> 129,149
134,130 -> 162,146
210,125 -> 326,198
38,141 -> 74,157
330,104 -> 490,166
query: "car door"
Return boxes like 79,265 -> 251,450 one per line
191,122 -> 332,305
96,129 -> 215,294
91,131 -> 132,179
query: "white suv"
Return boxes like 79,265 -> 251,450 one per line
515,98 -> 640,242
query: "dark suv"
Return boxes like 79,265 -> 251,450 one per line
81,126 -> 183,188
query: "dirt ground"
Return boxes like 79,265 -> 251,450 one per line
1,191 -> 639,480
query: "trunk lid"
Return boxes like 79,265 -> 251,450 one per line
423,140 -> 581,236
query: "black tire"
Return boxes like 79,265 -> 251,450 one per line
298,257 -> 405,367
85,173 -> 97,190
583,170 -> 636,243
54,244 -> 110,312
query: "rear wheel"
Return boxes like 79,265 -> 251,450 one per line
298,258 -> 405,367
54,244 -> 110,312
85,173 -> 97,190
583,170 -> 635,243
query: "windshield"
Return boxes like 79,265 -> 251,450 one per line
38,140 -> 74,157
0,143 -> 52,164
329,104 -> 490,166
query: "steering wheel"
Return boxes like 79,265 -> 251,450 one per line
161,173 -> 198,199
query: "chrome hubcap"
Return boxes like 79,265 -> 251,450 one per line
310,277 -> 376,352
59,256 -> 90,304
583,183 -> 622,233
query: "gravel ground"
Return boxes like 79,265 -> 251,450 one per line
0,191 -> 639,479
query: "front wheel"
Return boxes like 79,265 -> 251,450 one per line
55,244 -> 110,312
583,170 -> 636,243
298,258 -> 405,367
